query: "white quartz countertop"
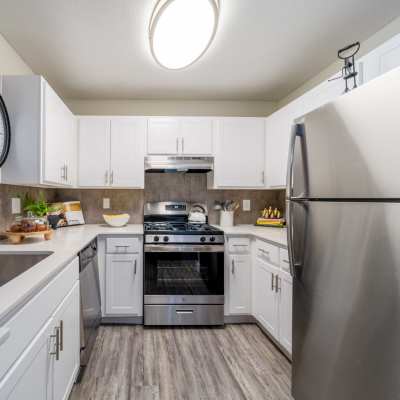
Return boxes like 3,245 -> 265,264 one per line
0,224 -> 143,323
214,224 -> 288,247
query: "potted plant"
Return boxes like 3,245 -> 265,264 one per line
21,193 -> 57,231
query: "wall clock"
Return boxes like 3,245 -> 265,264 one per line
0,95 -> 11,167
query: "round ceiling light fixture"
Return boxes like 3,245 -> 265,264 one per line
149,0 -> 219,70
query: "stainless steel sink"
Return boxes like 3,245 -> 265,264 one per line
0,252 -> 53,287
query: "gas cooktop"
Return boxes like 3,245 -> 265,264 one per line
144,221 -> 223,235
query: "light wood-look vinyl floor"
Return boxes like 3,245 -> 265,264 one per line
70,324 -> 292,400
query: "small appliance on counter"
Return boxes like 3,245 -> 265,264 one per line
255,206 -> 285,228
48,201 -> 85,229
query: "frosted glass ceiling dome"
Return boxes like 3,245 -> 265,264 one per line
149,0 -> 219,70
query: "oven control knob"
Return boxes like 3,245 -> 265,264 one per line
163,236 -> 169,242
210,236 -> 216,242
200,236 -> 206,242
154,236 -> 160,242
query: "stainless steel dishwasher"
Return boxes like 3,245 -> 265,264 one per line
78,239 -> 101,379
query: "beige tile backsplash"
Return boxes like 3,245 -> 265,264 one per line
0,174 -> 285,230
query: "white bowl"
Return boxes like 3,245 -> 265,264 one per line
103,214 -> 130,227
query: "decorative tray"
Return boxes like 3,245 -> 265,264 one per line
4,229 -> 54,244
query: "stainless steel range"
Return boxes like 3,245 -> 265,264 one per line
143,202 -> 225,326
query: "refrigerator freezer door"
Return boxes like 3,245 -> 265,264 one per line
289,66 -> 400,199
291,200 -> 400,400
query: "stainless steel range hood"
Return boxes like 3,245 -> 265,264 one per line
145,156 -> 213,173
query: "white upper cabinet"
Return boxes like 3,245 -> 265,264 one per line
211,118 -> 265,188
78,117 -> 146,188
110,118 -> 146,188
1,76 -> 76,187
358,33 -> 400,85
180,118 -> 213,155
147,118 -> 180,154
78,117 -> 110,187
147,117 -> 214,155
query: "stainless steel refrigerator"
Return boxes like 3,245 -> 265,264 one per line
287,66 -> 400,400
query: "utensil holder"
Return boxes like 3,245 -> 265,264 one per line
220,211 -> 234,227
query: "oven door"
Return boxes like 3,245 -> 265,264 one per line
144,244 -> 224,305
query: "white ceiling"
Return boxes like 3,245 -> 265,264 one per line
0,0 -> 399,101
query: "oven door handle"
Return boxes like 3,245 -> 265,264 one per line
144,244 -> 225,253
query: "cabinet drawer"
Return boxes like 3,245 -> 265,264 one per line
279,248 -> 290,273
0,257 -> 78,381
106,237 -> 140,253
228,237 -> 250,254
254,240 -> 279,266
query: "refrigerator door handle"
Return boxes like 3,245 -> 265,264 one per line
286,122 -> 308,200
287,200 -> 295,277
287,200 -> 308,277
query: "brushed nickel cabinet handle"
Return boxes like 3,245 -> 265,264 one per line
275,275 -> 281,293
59,320 -> 64,351
231,259 -> 235,274
182,137 -> 185,153
105,170 -> 109,185
65,164 -> 68,182
110,170 -> 114,185
50,327 -> 60,361
134,259 -> 137,275
271,273 -> 275,291
176,137 -> 179,153
261,171 -> 265,184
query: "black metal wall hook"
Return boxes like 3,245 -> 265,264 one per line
329,41 -> 361,93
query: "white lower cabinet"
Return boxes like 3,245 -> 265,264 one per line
51,282 -> 80,400
228,254 -> 251,315
252,240 -> 292,355
105,253 -> 142,316
253,257 -> 279,337
277,270 -> 293,354
0,319 -> 52,400
0,260 -> 80,400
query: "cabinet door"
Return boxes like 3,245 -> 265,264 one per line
51,282 -> 80,400
110,118 -> 146,188
265,104 -> 300,189
359,33 -> 400,84
228,254 -> 251,314
78,118 -> 110,187
215,118 -> 265,187
42,82 -> 65,185
147,118 -> 179,154
0,320 -> 52,400
63,110 -> 77,187
105,254 -> 142,315
277,271 -> 293,355
253,258 -> 279,337
180,118 -> 213,155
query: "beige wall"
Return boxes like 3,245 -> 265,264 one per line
278,15 -> 400,108
0,33 -> 32,76
66,99 -> 277,117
